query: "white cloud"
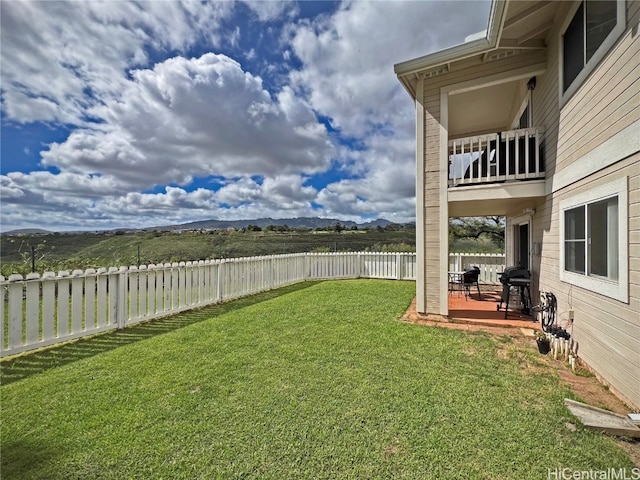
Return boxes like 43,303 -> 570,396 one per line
0,0 -> 233,125
214,174 -> 316,210
243,1 -> 297,22
6,171 -> 122,197
0,0 -> 490,231
284,0 -> 491,222
0,175 -> 25,200
40,53 -> 334,189
288,0 -> 490,139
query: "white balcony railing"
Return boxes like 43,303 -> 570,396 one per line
448,127 -> 545,187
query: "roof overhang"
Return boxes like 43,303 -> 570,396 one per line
394,0 -> 508,99
448,180 -> 546,217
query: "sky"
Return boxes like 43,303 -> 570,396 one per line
1,0 -> 491,232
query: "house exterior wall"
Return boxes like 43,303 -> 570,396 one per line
413,0 -> 639,407
525,0 -> 640,408
556,0 -> 640,174
417,50 -> 548,315
533,156 -> 639,408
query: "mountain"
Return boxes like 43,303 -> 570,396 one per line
148,217 -> 396,231
1,228 -> 52,236
2,217 -> 407,236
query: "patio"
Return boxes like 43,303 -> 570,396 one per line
403,286 -> 540,332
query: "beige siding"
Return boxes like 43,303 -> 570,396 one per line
555,0 -> 640,172
531,32 -> 559,177
423,84 -> 444,314
531,0 -> 640,179
532,155 -> 640,408
420,50 -> 549,315
525,1 -> 640,407
417,0 -> 639,405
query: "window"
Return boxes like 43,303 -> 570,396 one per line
564,205 -> 586,274
560,177 -> 628,302
563,197 -> 618,279
560,0 -> 625,99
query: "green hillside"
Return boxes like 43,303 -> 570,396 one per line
1,228 -> 417,276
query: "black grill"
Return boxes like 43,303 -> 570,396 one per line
498,266 -> 532,319
499,266 -> 530,285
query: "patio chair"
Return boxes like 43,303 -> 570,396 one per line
462,266 -> 481,301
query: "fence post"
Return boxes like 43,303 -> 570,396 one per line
396,253 -> 402,280
303,253 -> 309,280
58,271 -> 70,336
7,274 -> 24,350
117,266 -> 128,329
0,276 -> 4,354
217,260 -> 224,303
71,270 -> 84,334
85,269 -> 97,330
26,272 -> 40,344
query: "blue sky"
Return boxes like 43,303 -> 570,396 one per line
1,0 -> 491,231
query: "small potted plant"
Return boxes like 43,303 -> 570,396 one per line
535,330 -> 550,354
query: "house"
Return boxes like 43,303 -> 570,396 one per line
395,0 -> 639,408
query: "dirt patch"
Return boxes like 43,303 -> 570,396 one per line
493,337 -> 549,375
462,345 -> 476,356
382,437 -> 405,459
553,362 -> 640,466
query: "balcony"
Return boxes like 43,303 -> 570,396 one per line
449,127 -> 545,187
447,127 -> 546,217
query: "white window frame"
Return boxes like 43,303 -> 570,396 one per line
559,176 -> 628,302
559,0 -> 626,105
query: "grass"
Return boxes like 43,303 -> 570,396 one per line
1,280 -> 633,479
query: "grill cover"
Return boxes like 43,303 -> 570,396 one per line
499,266 -> 530,285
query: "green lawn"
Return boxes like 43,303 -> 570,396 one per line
1,280 -> 633,479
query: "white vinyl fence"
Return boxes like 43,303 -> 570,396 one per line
1,252 -> 416,357
448,253 -> 506,284
1,251 -> 506,357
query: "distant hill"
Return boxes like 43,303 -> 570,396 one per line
2,217 -> 404,237
1,228 -> 52,236
148,217 -> 396,231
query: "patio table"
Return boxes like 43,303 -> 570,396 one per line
448,271 -> 465,296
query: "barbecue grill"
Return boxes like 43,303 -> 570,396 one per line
497,266 -> 532,318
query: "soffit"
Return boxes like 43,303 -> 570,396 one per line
448,180 -> 546,217
500,1 -> 558,46
448,81 -> 520,137
395,0 -> 559,99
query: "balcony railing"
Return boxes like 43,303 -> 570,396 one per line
448,127 -> 545,187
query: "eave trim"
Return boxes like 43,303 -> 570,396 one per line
393,0 -> 507,79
